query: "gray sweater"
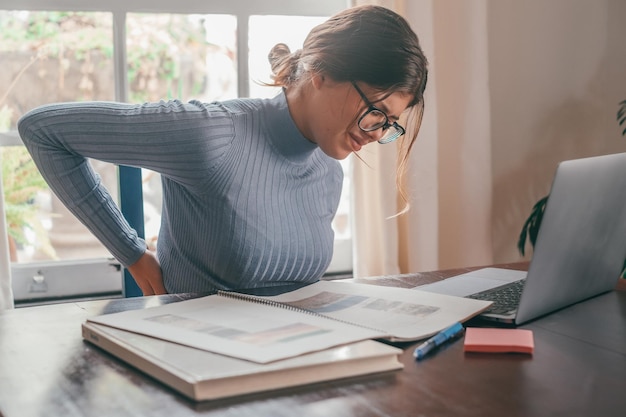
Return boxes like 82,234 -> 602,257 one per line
18,92 -> 343,293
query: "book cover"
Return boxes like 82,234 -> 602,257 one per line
87,280 -> 492,363
82,322 -> 403,401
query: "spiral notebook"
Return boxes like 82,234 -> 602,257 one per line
86,280 -> 492,363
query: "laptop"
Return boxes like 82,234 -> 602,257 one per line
419,152 -> 626,325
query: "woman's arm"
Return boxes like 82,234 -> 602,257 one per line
17,100 -> 234,292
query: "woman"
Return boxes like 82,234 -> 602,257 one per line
18,5 -> 428,295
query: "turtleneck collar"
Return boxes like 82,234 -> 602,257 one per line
264,90 -> 319,163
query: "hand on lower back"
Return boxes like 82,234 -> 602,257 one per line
127,250 -> 167,295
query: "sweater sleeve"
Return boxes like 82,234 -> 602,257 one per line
17,100 -> 234,266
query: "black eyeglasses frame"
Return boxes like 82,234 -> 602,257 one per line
351,81 -> 406,144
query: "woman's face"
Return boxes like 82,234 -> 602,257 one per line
305,76 -> 412,160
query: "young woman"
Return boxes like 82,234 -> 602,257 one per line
18,5 -> 428,295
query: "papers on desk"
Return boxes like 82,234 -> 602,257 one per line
86,280 -> 492,364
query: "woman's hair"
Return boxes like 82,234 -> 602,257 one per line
268,5 -> 428,213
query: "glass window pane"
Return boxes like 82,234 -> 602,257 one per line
1,11 -> 116,124
0,11 -> 117,264
126,13 -> 237,103
248,15 -> 326,99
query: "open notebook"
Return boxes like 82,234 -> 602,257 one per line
86,280 -> 491,363
420,152 -> 626,325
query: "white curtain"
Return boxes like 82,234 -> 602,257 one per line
0,159 -> 14,309
351,0 -> 494,277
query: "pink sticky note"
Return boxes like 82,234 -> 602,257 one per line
463,327 -> 534,354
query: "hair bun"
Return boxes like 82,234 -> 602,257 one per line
268,43 -> 291,74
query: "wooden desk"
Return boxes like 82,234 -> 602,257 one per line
1,264 -> 625,417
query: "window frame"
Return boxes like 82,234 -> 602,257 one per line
1,0 -> 351,303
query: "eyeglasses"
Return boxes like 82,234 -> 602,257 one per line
351,81 -> 406,144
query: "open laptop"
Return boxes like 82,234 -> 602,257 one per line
419,152 -> 626,325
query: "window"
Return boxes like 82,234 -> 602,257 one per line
0,0 -> 351,305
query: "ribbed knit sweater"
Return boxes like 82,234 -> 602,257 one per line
18,92 -> 343,293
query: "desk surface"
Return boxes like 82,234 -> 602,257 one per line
1,263 -> 625,417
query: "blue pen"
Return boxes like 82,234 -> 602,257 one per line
413,322 -> 465,361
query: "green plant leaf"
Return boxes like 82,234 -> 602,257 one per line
517,195 -> 549,257
618,100 -> 626,136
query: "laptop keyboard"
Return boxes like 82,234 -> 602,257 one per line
467,279 -> 526,314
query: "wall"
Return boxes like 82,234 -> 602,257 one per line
489,0 -> 626,263
404,0 -> 626,270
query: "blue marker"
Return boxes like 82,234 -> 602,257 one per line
413,322 -> 465,361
